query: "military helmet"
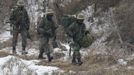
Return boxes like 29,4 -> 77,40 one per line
77,14 -> 85,20
68,15 -> 77,18
46,9 -> 54,15
17,0 -> 25,6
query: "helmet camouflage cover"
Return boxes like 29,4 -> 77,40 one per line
77,14 -> 85,20
46,9 -> 54,15
17,0 -> 25,6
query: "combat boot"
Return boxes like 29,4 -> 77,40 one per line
72,52 -> 77,65
12,46 -> 16,54
38,49 -> 46,59
38,54 -> 46,59
21,47 -> 28,55
77,58 -> 83,65
47,53 -> 53,62
72,57 -> 77,65
22,51 -> 28,55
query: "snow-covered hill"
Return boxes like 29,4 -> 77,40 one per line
0,55 -> 63,75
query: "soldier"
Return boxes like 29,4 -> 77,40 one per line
37,9 -> 56,62
67,14 -> 86,65
10,0 -> 30,55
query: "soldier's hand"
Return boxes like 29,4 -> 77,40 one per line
85,31 -> 89,35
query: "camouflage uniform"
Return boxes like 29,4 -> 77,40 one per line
10,3 -> 30,54
68,17 -> 86,65
60,15 -> 77,43
37,13 -> 56,62
61,15 -> 76,28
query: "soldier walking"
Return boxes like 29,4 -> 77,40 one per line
67,14 -> 86,65
37,9 -> 56,62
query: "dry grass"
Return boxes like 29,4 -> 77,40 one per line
0,51 -> 11,57
53,52 -> 65,59
38,53 -> 116,71
0,49 -> 134,75
37,50 -> 134,75
0,38 -> 12,49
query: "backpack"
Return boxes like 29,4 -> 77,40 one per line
79,33 -> 94,48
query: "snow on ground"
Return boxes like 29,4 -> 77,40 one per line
0,31 -> 12,43
22,59 -> 64,75
0,55 -> 36,75
0,55 -> 63,75
0,47 -> 39,56
117,59 -> 128,66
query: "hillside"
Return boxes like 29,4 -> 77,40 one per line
0,0 -> 134,75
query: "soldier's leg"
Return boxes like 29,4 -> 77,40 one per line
52,36 -> 58,48
72,51 -> 77,64
71,43 -> 77,64
38,36 -> 45,59
49,37 -> 54,52
12,31 -> 19,54
73,42 -> 83,65
21,30 -> 28,55
75,50 -> 83,65
46,37 -> 53,62
38,46 -> 45,59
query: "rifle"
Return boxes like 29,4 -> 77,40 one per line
69,47 -> 72,57
26,30 -> 32,41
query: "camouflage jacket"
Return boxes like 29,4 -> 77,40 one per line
61,15 -> 76,28
10,7 -> 30,31
37,16 -> 56,37
67,21 -> 86,42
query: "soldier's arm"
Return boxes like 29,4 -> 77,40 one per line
9,10 -> 16,25
82,24 -> 89,35
24,9 -> 30,30
67,23 -> 75,37
37,19 -> 45,35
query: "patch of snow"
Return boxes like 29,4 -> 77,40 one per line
69,70 -> 76,74
61,43 -> 70,50
27,48 -> 39,56
59,43 -> 89,61
0,55 -> 63,75
117,59 -> 128,66
1,41 -> 39,57
0,31 -> 12,43
22,59 -> 63,75
29,66 -> 63,75
0,55 -> 36,75
53,48 -> 62,53
59,43 -> 71,61
127,66 -> 134,70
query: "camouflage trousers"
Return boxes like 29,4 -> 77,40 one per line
12,30 -> 27,50
39,35 -> 52,56
70,42 -> 81,59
